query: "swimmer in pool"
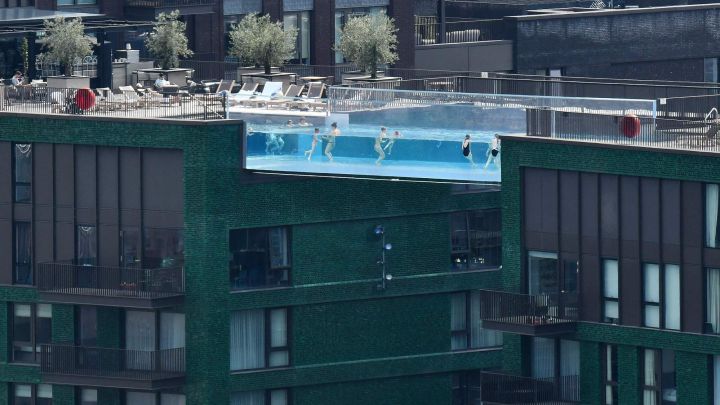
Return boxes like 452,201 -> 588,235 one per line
483,133 -> 501,171
462,134 -> 476,167
383,130 -> 402,156
286,119 -> 294,127
322,122 -> 340,162
265,133 -> 285,154
375,127 -> 388,165
304,127 -> 320,161
298,117 -> 311,127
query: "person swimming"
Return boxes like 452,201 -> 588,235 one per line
483,133 -> 501,171
298,117 -> 311,127
304,127 -> 320,161
462,134 -> 476,167
374,127 -> 388,165
322,122 -> 340,162
384,130 -> 402,155
265,133 -> 285,154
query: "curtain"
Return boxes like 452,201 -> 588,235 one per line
15,222 -> 32,284
77,226 -> 97,266
664,265 -> 681,330
532,337 -> 556,380
268,228 -> 288,269
80,388 -> 98,405
160,313 -> 185,371
560,340 -> 580,401
160,393 -> 186,405
37,384 -> 52,400
230,310 -> 265,371
126,392 -> 156,405
469,291 -> 502,348
231,391 -> 265,405
270,390 -> 287,405
644,264 -> 660,328
714,356 -> 720,405
603,260 -> 619,320
708,269 -> 720,333
126,311 -> 156,370
643,350 -> 657,405
707,184 -> 720,247
269,308 -> 289,367
450,293 -> 467,350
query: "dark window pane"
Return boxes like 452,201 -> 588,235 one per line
230,227 -> 291,290
144,228 -> 184,269
77,226 -> 97,266
450,213 -> 468,251
468,209 -> 501,269
35,304 -> 52,345
14,222 -> 32,285
14,144 -> 31,203
77,306 -> 98,346
121,228 -> 141,268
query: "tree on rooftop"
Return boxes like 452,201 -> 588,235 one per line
145,10 -> 194,70
228,13 -> 298,75
336,13 -> 399,79
42,17 -> 94,77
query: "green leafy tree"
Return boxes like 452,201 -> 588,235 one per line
42,17 -> 94,76
228,13 -> 298,75
145,10 -> 194,70
20,37 -> 29,75
336,14 -> 399,79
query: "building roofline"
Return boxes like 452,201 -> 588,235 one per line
0,111 -> 242,126
505,2 -> 720,21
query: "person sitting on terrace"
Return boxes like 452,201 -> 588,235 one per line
11,71 -> 23,86
154,73 -> 170,89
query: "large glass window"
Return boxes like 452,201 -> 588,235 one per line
230,308 -> 289,371
450,291 -> 502,350
707,184 -> 720,248
12,383 -> 52,405
125,310 -> 185,371
643,264 -> 680,330
14,221 -> 32,285
13,143 -> 31,203
334,7 -> 386,63
604,344 -> 618,405
284,11 -> 311,64
57,0 -> 96,5
603,259 -> 619,323
143,228 -> 184,269
713,355 -> 720,405
11,303 -> 51,363
451,210 -> 502,271
122,392 -> 186,405
230,227 -> 290,290
230,389 -> 289,405
642,349 -> 676,405
708,268 -> 720,334
452,371 -> 482,405
528,251 -> 558,295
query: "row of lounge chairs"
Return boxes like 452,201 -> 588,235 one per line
227,81 -> 327,111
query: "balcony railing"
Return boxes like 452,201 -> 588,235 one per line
126,0 -> 215,7
37,262 -> 184,308
415,19 -> 511,45
41,345 -> 185,390
478,290 -> 579,336
478,372 -> 580,404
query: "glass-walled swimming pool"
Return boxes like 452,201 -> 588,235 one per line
241,88 -> 657,182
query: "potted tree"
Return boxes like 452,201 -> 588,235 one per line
42,17 -> 94,89
336,13 -> 400,83
144,10 -> 194,86
228,13 -> 298,87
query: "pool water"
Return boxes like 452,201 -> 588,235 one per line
245,123 -> 503,182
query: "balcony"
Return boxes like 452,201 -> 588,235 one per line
37,263 -> 184,309
478,372 -> 579,404
125,0 -> 216,16
41,345 -> 185,390
477,290 -> 578,336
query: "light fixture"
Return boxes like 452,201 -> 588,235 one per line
384,243 -> 392,251
374,225 -> 384,235
375,225 -> 391,290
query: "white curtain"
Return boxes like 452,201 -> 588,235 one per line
664,265 -> 681,330
532,337 -> 556,380
126,392 -> 156,405
470,291 -> 502,348
14,384 -> 31,398
560,340 -> 580,401
81,388 -> 98,405
644,264 -> 660,328
37,384 -> 52,400
714,356 -> 720,405
230,310 -> 265,371
126,311 -> 156,370
604,260 -> 619,320
708,269 -> 720,333
270,389 -> 288,405
231,391 -> 265,405
707,184 -> 720,247
160,393 -> 186,405
643,350 -> 657,405
269,308 -> 289,367
160,313 -> 185,349
450,293 -> 467,350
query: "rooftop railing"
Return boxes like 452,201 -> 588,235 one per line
41,344 -> 185,386
0,86 -> 226,121
477,290 -> 579,335
126,0 -> 215,7
415,19 -> 511,45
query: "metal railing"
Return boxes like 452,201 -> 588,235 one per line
126,0 -> 215,6
37,262 -> 184,298
0,86 -> 226,120
41,345 -> 185,381
478,372 -> 580,404
415,19 -> 511,45
477,290 -> 579,326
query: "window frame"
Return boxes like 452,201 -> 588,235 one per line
450,209 -> 502,272
450,291 -> 502,351
121,390 -> 187,405
230,307 -> 291,372
641,349 -> 676,405
603,344 -> 618,405
705,183 -> 720,248
14,221 -> 32,285
283,10 -> 311,64
602,259 -> 620,324
229,226 -> 292,291
230,389 -> 291,405
11,383 -> 53,405
12,143 -> 32,203
642,263 -> 681,330
10,303 -> 52,364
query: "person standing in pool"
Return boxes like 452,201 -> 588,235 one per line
384,130 -> 402,156
374,127 -> 388,165
462,134 -> 476,167
304,128 -> 320,161
484,133 -> 501,171
323,122 -> 340,162
266,133 -> 285,154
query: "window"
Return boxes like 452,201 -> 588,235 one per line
122,392 -> 186,405
143,228 -> 184,269
230,389 -> 288,405
77,226 -> 97,266
11,303 -> 51,363
14,221 -> 32,285
78,388 -> 97,405
531,337 -> 580,402
603,259 -> 619,323
230,227 -> 290,290
450,210 -> 502,271
451,183 -> 497,194
642,349 -> 676,405
57,0 -> 96,5
334,7 -> 386,63
125,311 -> 185,370
452,371 -> 482,405
643,264 -> 680,330
284,11 -> 311,64
707,184 -> 720,248
706,58 -> 718,83
450,292 -> 502,350
709,268 -> 720,334
528,251 -> 558,295
603,345 -> 618,405
13,143 -> 31,203
12,384 -> 52,405
713,355 -> 720,405
230,308 -> 289,371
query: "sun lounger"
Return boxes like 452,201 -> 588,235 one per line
265,84 -> 306,109
291,82 -> 327,111
231,81 -> 284,108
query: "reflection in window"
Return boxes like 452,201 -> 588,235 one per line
13,143 -> 31,203
284,11 -> 311,64
450,292 -> 502,350
230,308 -> 289,371
229,227 -> 290,290
143,228 -> 184,268
14,221 -> 32,285
528,251 -> 558,296
451,210 -> 502,271
334,7 -> 386,63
